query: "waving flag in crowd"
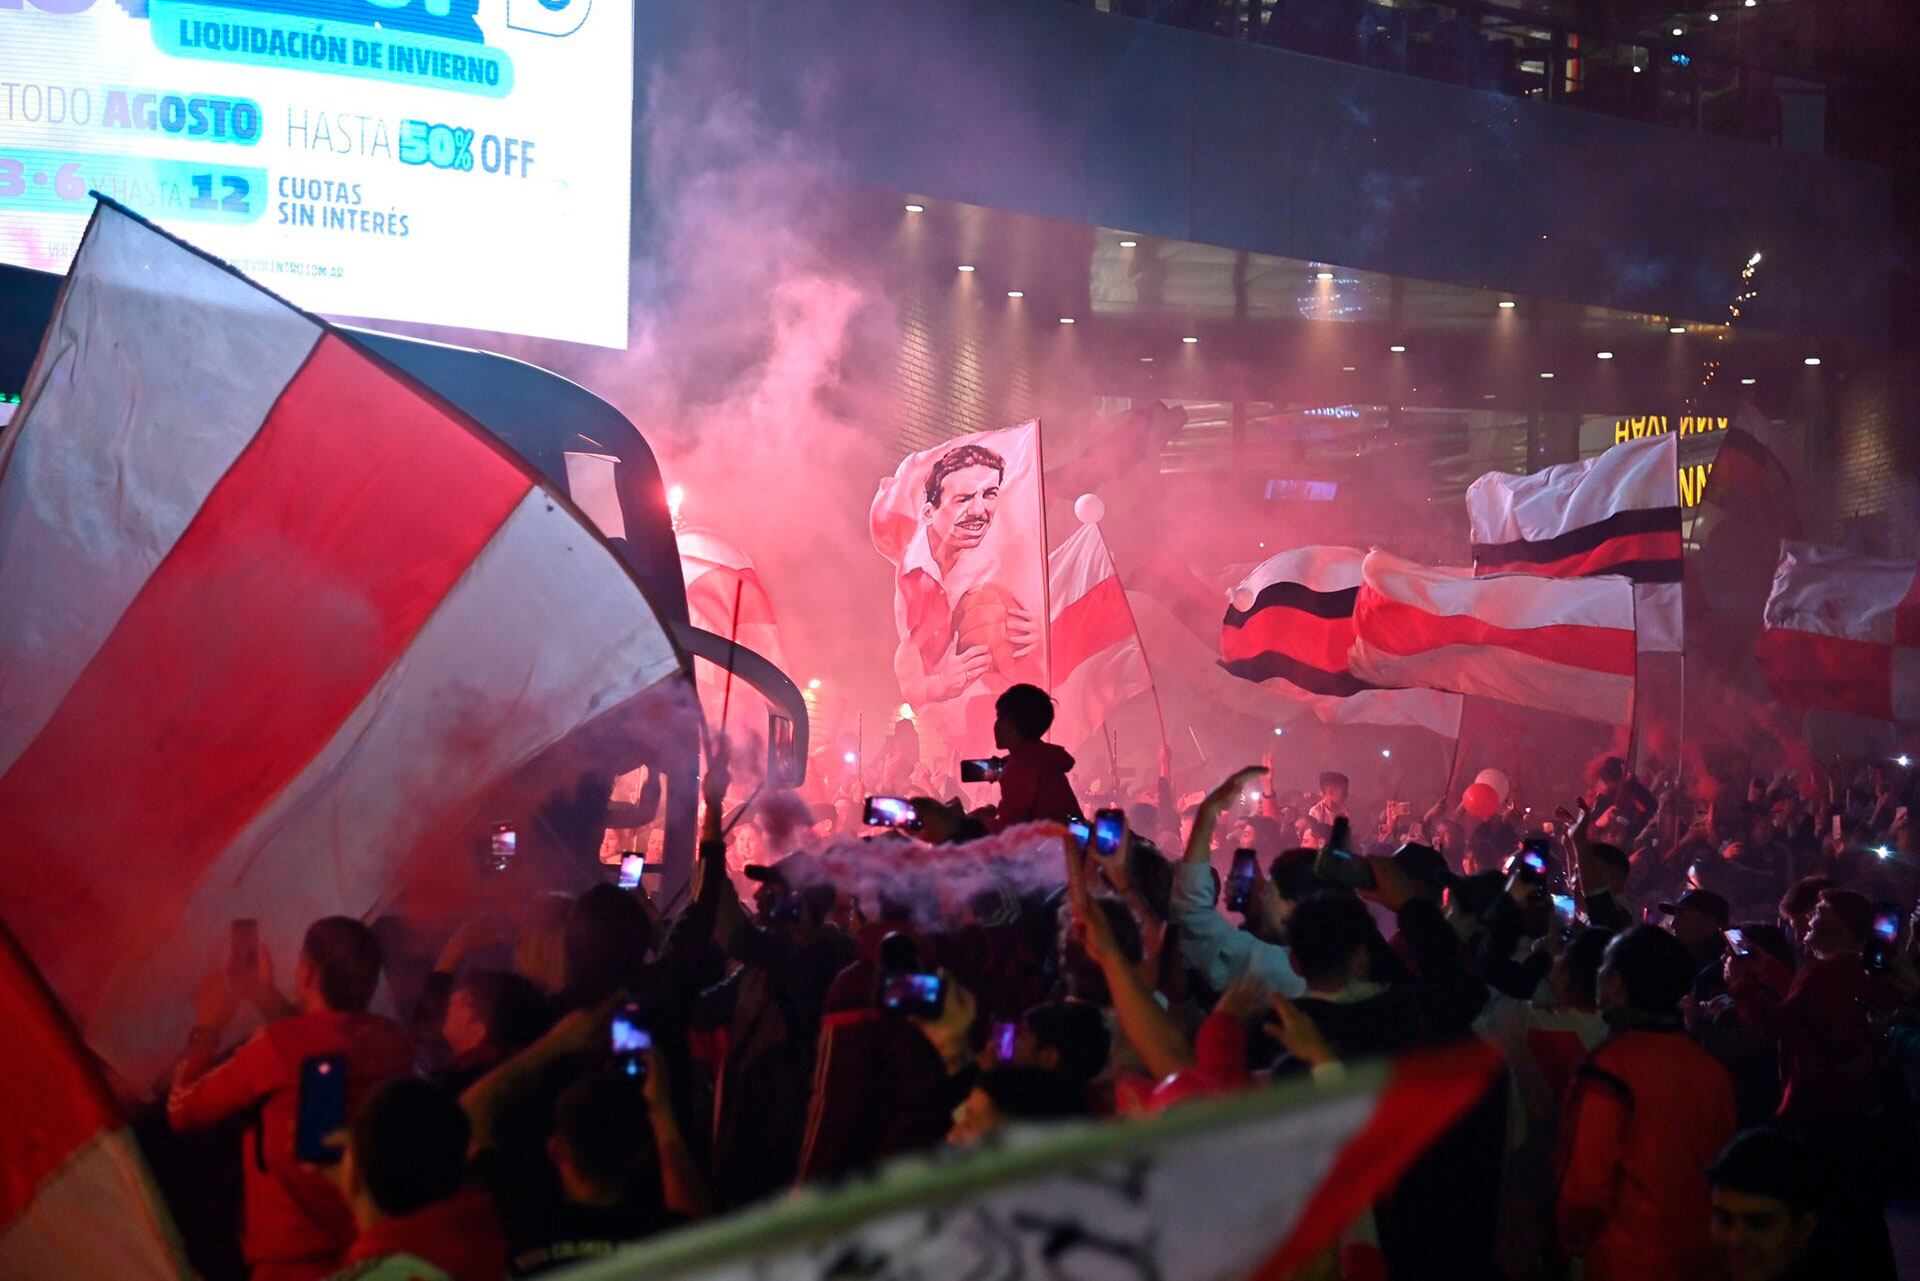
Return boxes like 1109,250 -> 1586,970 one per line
1350,550 -> 1637,726
1467,434 -> 1683,653
1755,542 -> 1920,725
0,200 -> 685,1085
677,526 -> 791,738
1047,499 -> 1158,754
1221,546 -> 1463,738
555,1044 -> 1500,1281
870,422 -> 1049,750
0,920 -> 187,1279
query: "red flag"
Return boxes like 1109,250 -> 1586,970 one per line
1756,542 -> 1920,724
0,920 -> 187,1277
0,200 -> 684,1084
1350,550 -> 1637,726
1047,515 -> 1155,753
1222,546 -> 1462,737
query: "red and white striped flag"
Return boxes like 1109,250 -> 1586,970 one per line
0,920 -> 188,1279
1222,546 -> 1463,738
0,200 -> 683,1084
1467,434 -> 1683,653
1047,511 -> 1155,753
554,1042 -> 1501,1281
1350,550 -> 1637,726
1756,542 -> 1920,724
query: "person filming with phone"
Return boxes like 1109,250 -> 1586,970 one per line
969,683 -> 1082,833
168,917 -> 415,1281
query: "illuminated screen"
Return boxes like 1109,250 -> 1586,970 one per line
1,0 -> 632,348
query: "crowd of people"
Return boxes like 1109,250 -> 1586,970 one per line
145,682 -> 1920,1281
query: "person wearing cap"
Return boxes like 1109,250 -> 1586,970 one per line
1708,1128 -> 1841,1281
1557,926 -> 1736,1281
1659,887 -> 1731,1000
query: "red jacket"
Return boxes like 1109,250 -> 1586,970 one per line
1731,952 -> 1891,1121
988,741 -> 1081,831
168,1010 -> 415,1276
1556,1027 -> 1735,1281
341,1188 -> 506,1281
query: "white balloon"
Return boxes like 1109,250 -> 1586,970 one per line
1473,768 -> 1511,804
1074,492 -> 1106,525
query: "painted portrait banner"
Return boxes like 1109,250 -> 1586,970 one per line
871,422 -> 1049,753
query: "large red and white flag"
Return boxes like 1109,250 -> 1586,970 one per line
0,201 -> 683,1084
871,422 -> 1048,750
1350,550 -> 1636,726
1467,434 -> 1683,653
556,1043 -> 1501,1281
1047,511 -> 1155,753
1755,542 -> 1920,724
0,920 -> 188,1279
1222,547 -> 1463,738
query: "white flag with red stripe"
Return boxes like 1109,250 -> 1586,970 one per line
0,921 -> 189,1279
0,201 -> 683,1084
1350,550 -> 1637,726
555,1043 -> 1500,1281
1047,516 -> 1154,753
677,527 -> 789,739
1222,546 -> 1463,738
1467,434 -> 1683,653
1756,542 -> 1920,725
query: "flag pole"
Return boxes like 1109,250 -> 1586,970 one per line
1036,421 -> 1055,699
717,578 -> 746,735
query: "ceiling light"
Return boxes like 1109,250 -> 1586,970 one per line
1668,324 -> 1686,334
1059,317 -> 1075,325
807,678 -> 822,690
1540,371 -> 1555,379
1341,365 -> 1356,372
1633,65 -> 1643,73
1139,356 -> 1153,363
1671,26 -> 1682,35
1804,356 -> 1821,366
1709,11 -> 1719,19
1744,0 -> 1754,6
1119,239 -> 1138,248
1006,290 -> 1024,298
1389,344 -> 1406,353
1483,393 -> 1497,399
1740,377 -> 1756,385
1380,749 -> 1393,759
1597,351 -> 1614,360
956,264 -> 975,273
1272,726 -> 1285,736
1497,300 -> 1516,309
1182,335 -> 1199,344
1315,270 -> 1334,281
903,203 -> 925,213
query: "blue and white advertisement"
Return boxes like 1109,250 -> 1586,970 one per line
1,0 -> 633,347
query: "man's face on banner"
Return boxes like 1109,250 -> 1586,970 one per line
924,462 -> 1001,564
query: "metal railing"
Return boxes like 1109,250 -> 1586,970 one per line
1065,0 -> 1846,153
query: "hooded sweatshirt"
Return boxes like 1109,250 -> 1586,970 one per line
988,741 -> 1081,831
340,1187 -> 507,1281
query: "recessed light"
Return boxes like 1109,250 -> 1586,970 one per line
1740,377 -> 1756,385
1671,26 -> 1682,35
1182,335 -> 1199,344
903,203 -> 925,213
1804,356 -> 1821,366
1709,11 -> 1719,19
1272,726 -> 1284,736
1540,371 -> 1555,379
1119,239 -> 1138,248
1139,356 -> 1153,363
1744,0 -> 1754,7
1483,393 -> 1497,399
957,264 -> 975,273
1059,317 -> 1075,325
1668,324 -> 1686,334
1341,365 -> 1356,372
1633,65 -> 1643,73
1597,351 -> 1614,360
1389,344 -> 1406,353
1006,290 -> 1024,298
1315,270 -> 1334,281
1498,300 -> 1516,309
